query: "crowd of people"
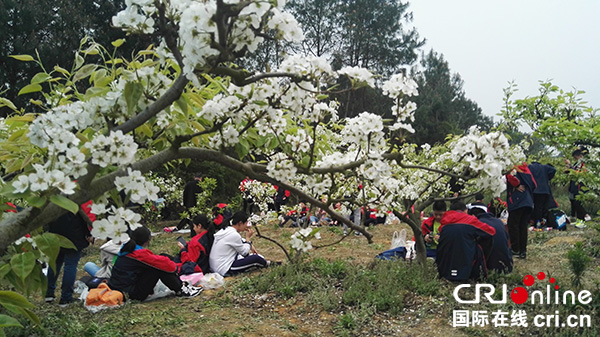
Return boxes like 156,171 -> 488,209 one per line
41,146 -> 593,305
426,147 -> 592,282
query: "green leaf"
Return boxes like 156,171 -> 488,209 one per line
73,64 -> 97,83
234,142 -> 249,159
74,53 -> 84,70
92,69 -> 107,84
33,233 -> 60,272
54,234 -> 76,250
49,195 -> 79,214
19,308 -> 40,325
0,315 -> 22,329
30,73 -> 51,85
136,124 -> 153,138
111,38 -> 126,47
53,65 -> 70,76
0,98 -> 17,111
32,263 -> 47,298
9,252 -> 36,282
124,82 -> 144,115
17,84 -> 42,96
26,196 -> 46,208
10,54 -> 34,62
0,264 -> 10,279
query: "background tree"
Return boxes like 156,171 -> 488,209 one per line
0,0 -> 153,116
499,81 -> 600,207
409,50 -> 493,145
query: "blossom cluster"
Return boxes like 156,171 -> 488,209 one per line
113,0 -> 303,85
239,178 -> 276,213
449,127 -> 525,196
290,227 -> 320,252
114,168 -> 160,204
90,205 -> 142,242
84,130 -> 138,168
13,164 -> 78,195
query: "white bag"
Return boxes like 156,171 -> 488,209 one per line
199,273 -> 225,289
390,229 -> 407,249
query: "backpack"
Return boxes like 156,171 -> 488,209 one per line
546,209 -> 568,231
86,283 -> 124,307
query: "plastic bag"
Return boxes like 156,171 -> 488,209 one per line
144,280 -> 175,302
180,272 -> 204,286
199,273 -> 225,289
390,229 -> 407,249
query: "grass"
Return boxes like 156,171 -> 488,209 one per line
3,219 -> 600,337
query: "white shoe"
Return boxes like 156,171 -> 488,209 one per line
178,282 -> 203,298
584,215 -> 592,221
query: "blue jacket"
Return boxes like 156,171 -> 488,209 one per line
528,162 -> 556,195
505,165 -> 536,212
477,213 -> 513,274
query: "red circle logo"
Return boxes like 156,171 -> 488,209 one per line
511,287 -> 529,304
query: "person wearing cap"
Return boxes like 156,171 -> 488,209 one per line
467,203 -> 513,274
209,211 -> 270,276
436,201 -> 496,282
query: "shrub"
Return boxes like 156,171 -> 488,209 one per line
566,242 -> 592,288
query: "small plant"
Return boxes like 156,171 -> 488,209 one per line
566,242 -> 592,288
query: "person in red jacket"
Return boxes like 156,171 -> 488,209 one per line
436,201 -> 496,282
421,200 -> 447,258
176,214 -> 215,274
108,226 -> 203,300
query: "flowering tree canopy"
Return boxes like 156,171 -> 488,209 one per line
0,0 -> 524,263
499,81 -> 599,201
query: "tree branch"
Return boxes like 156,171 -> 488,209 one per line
114,75 -> 189,134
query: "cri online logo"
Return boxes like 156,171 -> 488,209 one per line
453,272 -> 593,305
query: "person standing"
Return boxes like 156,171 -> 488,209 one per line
505,163 -> 536,259
566,148 -> 591,227
528,162 -> 557,227
45,201 -> 95,306
165,173 -> 203,234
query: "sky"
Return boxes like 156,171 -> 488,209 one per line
408,0 -> 600,121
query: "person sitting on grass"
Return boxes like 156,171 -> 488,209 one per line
421,200 -> 447,258
467,203 -> 513,275
436,201 -> 496,282
175,214 -> 215,275
108,226 -> 203,301
209,211 -> 273,276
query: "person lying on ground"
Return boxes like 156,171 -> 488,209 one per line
108,226 -> 203,300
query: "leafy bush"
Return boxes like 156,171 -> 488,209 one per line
566,242 -> 592,288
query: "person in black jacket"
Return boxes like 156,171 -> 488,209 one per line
528,162 -> 557,226
436,202 -> 496,282
468,203 -> 513,275
108,226 -> 203,301
45,204 -> 94,306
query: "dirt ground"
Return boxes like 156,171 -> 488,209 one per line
26,219 -> 599,337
